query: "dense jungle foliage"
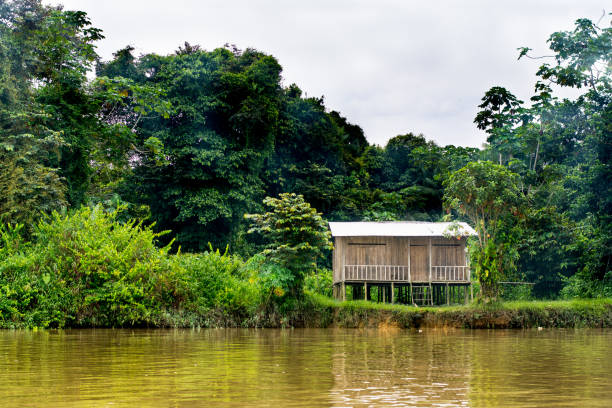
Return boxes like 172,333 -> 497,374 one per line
0,1 -> 610,327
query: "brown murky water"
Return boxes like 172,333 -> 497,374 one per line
1,328 -> 611,407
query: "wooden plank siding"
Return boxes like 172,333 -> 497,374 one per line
410,239 -> 428,282
333,236 -> 468,284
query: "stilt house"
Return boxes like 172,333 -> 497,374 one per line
329,221 -> 477,305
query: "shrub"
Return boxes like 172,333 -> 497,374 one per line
304,268 -> 333,297
560,272 -> 612,299
500,283 -> 534,301
0,205 -> 188,328
176,248 -> 261,317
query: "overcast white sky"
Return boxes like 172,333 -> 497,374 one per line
52,0 -> 606,147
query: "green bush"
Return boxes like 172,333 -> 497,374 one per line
176,248 -> 261,317
0,206 -> 270,328
500,283 -> 534,301
304,269 -> 333,297
0,206 -> 188,328
560,272 -> 612,299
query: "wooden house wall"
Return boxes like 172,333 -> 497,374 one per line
345,236 -> 388,265
409,238 -> 428,282
332,237 -> 344,283
332,236 -> 467,283
432,238 -> 466,267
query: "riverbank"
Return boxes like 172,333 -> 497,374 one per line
3,296 -> 611,330
297,296 -> 612,329
157,295 -> 612,329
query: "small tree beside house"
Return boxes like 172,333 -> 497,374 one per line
246,193 -> 332,299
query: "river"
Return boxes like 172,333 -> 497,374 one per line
1,328 -> 611,407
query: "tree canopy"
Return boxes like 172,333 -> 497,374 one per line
0,0 -> 609,300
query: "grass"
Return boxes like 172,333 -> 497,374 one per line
304,294 -> 612,329
501,298 -> 612,310
312,293 -> 612,312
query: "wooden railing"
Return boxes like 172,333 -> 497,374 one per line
343,265 -> 470,282
344,265 -> 410,281
431,266 -> 470,282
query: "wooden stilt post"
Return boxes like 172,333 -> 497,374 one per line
341,282 -> 346,302
446,283 -> 450,305
364,281 -> 367,301
409,282 -> 413,305
391,282 -> 395,304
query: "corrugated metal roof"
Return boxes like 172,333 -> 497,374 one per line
328,221 -> 477,237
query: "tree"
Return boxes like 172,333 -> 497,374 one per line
1,0 -> 165,215
0,132 -> 66,229
118,47 -> 283,251
0,1 -> 67,229
26,7 -> 106,206
443,161 -> 523,300
265,85 -> 369,220
470,16 -> 611,298
474,86 -> 526,166
246,193 -> 332,298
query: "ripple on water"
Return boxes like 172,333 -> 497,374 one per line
0,328 -> 611,407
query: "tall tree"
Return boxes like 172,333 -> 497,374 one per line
443,161 -> 523,300
473,16 -> 611,297
0,1 -> 67,227
118,47 -> 283,251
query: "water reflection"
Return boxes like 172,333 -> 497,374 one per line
330,329 -> 472,407
0,328 -> 611,407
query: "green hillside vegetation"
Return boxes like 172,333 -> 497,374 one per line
0,1 -> 610,328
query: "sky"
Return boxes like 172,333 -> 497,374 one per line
52,0 -> 607,147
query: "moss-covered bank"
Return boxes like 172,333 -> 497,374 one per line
158,296 -> 612,329
3,296 -> 611,330
295,296 -> 612,329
